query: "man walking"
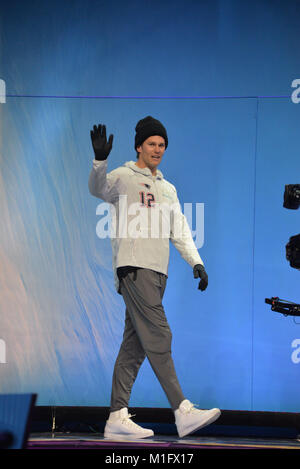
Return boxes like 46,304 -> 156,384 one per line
88,116 -> 221,439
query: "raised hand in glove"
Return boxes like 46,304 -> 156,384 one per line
193,264 -> 208,291
90,124 -> 114,161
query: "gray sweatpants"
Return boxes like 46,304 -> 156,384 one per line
110,268 -> 185,412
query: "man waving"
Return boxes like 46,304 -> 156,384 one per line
88,116 -> 220,439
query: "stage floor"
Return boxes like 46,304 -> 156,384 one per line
27,432 -> 300,450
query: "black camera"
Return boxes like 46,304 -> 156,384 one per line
283,184 -> 300,209
265,297 -> 300,317
286,234 -> 300,269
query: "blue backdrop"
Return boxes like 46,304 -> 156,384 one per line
0,0 -> 300,412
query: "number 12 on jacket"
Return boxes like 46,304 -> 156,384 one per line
139,191 -> 155,208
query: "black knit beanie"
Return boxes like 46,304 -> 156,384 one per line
134,116 -> 168,150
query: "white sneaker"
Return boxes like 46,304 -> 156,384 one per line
104,408 -> 154,439
175,399 -> 221,438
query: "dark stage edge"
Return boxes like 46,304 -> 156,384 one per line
27,433 -> 300,450
28,406 -> 300,450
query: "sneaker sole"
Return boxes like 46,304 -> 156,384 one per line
104,431 -> 154,440
178,408 -> 221,438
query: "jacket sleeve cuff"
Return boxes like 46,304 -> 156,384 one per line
92,159 -> 107,169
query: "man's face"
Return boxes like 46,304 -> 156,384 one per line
137,135 -> 166,172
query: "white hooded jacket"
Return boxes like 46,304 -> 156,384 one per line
88,159 -> 204,292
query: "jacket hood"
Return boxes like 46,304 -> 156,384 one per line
124,161 -> 164,180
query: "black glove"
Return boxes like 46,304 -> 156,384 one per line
90,124 -> 114,161
193,264 -> 208,291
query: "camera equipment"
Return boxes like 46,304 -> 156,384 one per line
286,234 -> 300,269
283,184 -> 300,209
265,184 -> 300,320
265,297 -> 300,317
